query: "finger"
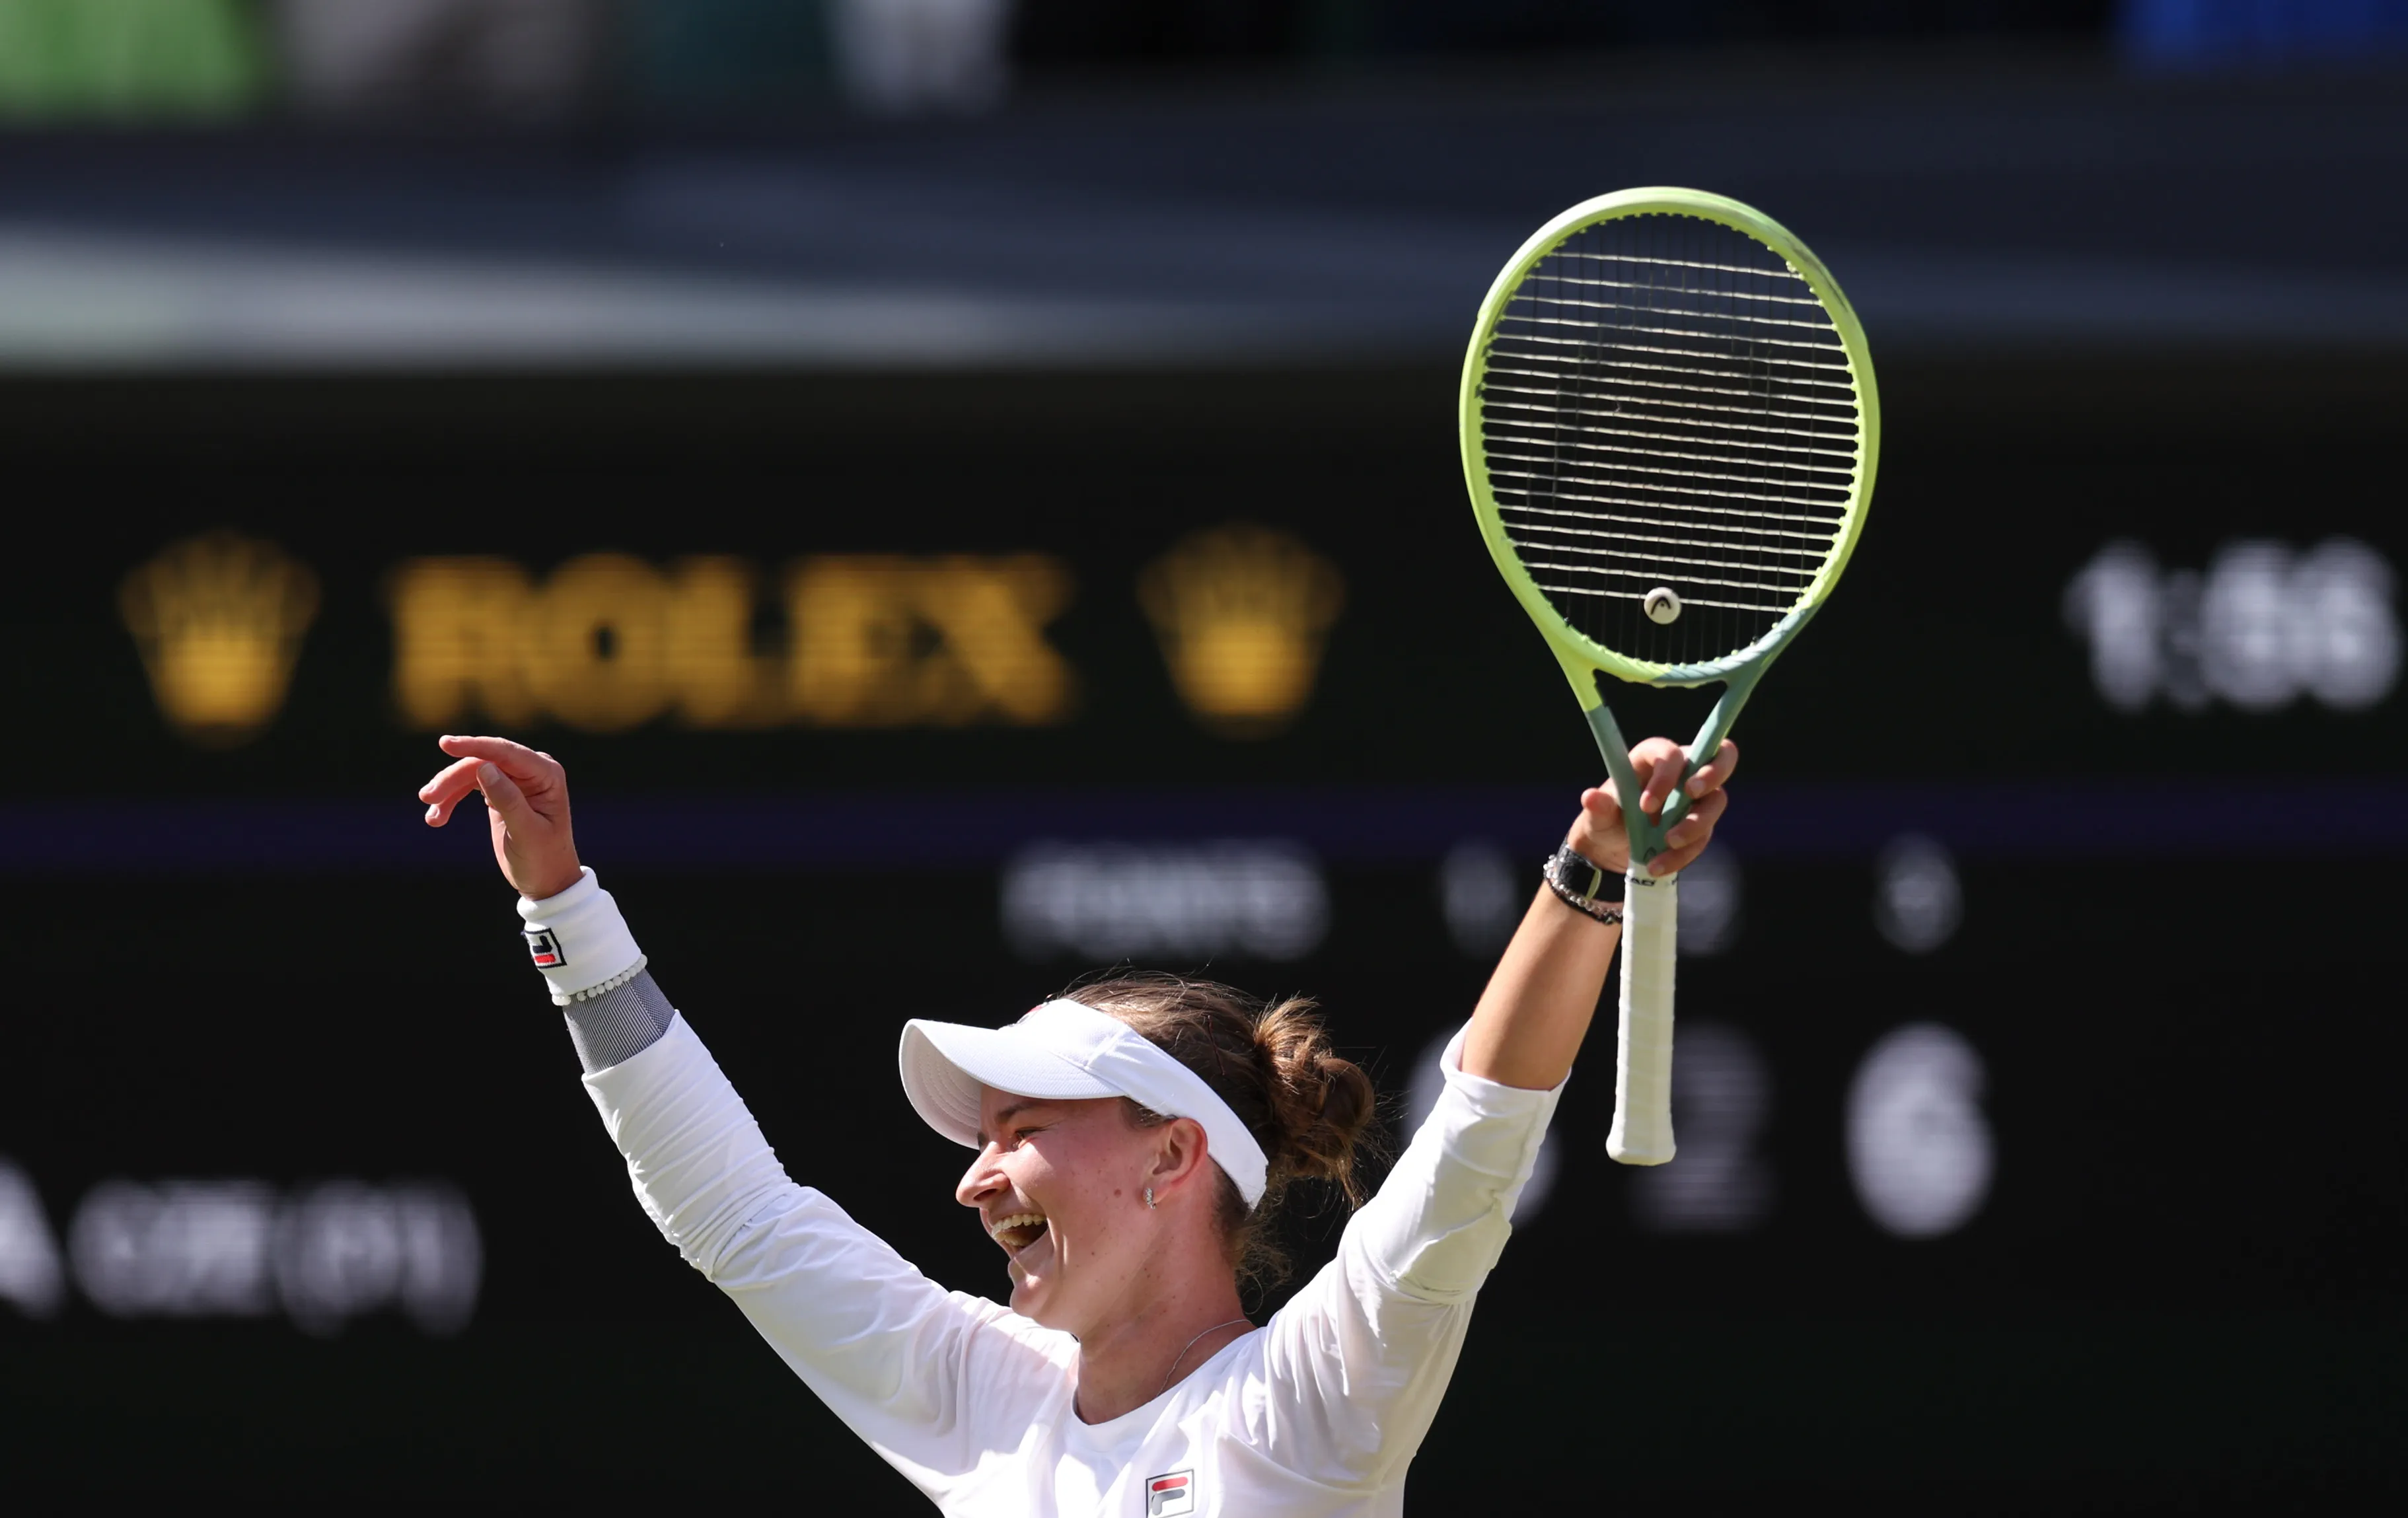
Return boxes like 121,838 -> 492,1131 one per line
437,735 -> 556,785
418,754 -> 488,825
1652,789 -> 1731,873
1579,785 -> 1623,827
435,736 -> 566,821
1661,787 -> 1729,851
473,760 -> 536,828
1631,738 -> 1687,820
1648,838 -> 1711,877
1683,738 -> 1741,799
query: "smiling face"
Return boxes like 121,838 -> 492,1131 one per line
957,1088 -> 1174,1332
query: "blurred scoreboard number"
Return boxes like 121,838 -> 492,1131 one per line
2063,538 -> 2399,715
1395,1021 -> 1995,1242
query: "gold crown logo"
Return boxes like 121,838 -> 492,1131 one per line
120,532 -> 320,746
1139,524 -> 1344,738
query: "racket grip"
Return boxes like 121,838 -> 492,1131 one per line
1605,868 -> 1677,1166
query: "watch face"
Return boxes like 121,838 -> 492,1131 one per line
1552,844 -> 1624,905
1547,848 -> 1593,904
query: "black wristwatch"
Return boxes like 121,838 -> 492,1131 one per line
1542,843 -> 1624,925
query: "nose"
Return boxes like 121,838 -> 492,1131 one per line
955,1143 -> 1007,1209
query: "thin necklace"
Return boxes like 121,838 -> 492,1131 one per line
1160,1317 -> 1251,1394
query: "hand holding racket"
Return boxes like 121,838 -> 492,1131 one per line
1461,188 -> 1878,1165
1568,735 -> 1738,881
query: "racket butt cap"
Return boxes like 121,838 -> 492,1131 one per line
1606,1134 -> 1675,1167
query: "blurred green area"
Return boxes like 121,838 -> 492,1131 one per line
0,0 -> 268,120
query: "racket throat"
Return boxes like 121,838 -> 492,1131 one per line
1577,670 -> 1757,865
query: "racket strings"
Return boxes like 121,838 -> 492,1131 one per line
1478,396 -> 1852,460
1490,328 -> 1857,388
1514,267 -> 1829,310
1504,308 -> 1852,355
1478,212 -> 1862,668
1481,363 -> 1856,425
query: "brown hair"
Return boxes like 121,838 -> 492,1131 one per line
1064,972 -> 1379,1291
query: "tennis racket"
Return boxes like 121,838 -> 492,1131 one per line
1460,188 -> 1878,1165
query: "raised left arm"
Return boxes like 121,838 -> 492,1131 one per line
1250,739 -> 1733,1484
1458,737 -> 1736,1091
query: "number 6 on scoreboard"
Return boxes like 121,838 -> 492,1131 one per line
1460,188 -> 1879,1165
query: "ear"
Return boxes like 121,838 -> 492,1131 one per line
1146,1116 -> 1215,1200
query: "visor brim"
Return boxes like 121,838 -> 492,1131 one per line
898,1018 -> 1122,1149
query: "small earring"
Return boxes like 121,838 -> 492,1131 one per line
1144,1186 -> 1155,1210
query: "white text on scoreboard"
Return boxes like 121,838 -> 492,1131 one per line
2063,538 -> 2398,714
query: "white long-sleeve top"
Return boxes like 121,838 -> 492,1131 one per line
542,878 -> 1564,1516
585,1013 -> 1559,1516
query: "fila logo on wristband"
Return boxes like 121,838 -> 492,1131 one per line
523,929 -> 566,969
1145,1470 -> 1194,1516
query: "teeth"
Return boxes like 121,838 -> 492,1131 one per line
990,1211 -> 1047,1244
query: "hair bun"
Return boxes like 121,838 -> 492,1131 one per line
1254,1002 -> 1375,1204
1311,1052 -> 1376,1148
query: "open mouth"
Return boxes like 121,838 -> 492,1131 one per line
990,1211 -> 1049,1253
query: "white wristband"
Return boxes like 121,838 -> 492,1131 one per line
515,867 -> 645,1005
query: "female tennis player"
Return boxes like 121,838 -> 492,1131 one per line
418,731 -> 1734,1515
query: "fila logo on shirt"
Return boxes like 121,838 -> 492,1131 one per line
523,929 -> 566,969
1145,1470 -> 1194,1516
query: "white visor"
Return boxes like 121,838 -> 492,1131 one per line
898,998 -> 1270,1207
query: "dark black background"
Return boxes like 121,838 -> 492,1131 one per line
2,355 -> 2403,1507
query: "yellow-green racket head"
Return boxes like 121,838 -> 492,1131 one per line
1461,188 -> 1879,691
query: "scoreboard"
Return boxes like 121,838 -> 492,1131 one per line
1,359 -> 2402,1502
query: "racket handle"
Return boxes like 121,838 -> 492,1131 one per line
1605,868 -> 1677,1166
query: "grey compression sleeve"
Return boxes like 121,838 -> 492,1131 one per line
561,970 -> 676,1074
